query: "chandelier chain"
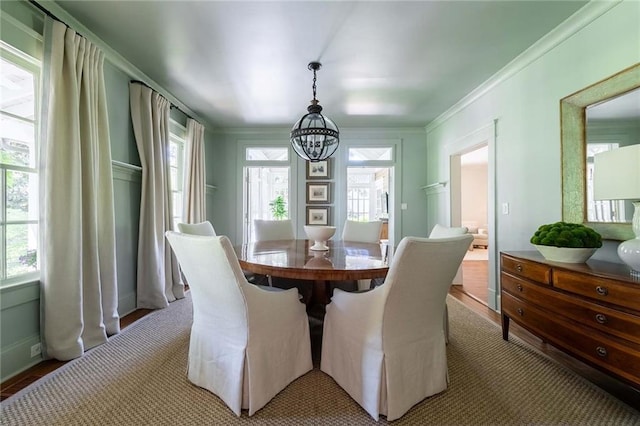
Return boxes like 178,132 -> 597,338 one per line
312,69 -> 317,101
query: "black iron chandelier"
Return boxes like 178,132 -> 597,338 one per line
290,62 -> 340,162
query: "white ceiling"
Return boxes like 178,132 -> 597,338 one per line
55,0 -> 588,130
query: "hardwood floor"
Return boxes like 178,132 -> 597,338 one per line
461,259 -> 488,305
3,286 -> 639,409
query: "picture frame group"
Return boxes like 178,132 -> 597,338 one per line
306,206 -> 331,226
306,182 -> 331,204
306,159 -> 331,179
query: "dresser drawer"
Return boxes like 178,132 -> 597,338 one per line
553,270 -> 640,312
502,292 -> 640,385
501,255 -> 551,285
502,273 -> 640,345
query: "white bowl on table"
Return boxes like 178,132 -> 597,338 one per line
304,225 -> 336,251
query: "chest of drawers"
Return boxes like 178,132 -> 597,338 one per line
501,251 -> 640,389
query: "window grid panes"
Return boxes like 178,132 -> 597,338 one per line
0,48 -> 40,283
347,168 -> 390,222
169,124 -> 186,230
245,166 -> 289,242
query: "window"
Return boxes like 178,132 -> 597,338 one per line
0,45 -> 41,284
346,144 -> 394,223
169,121 -> 186,229
348,147 -> 393,162
241,146 -> 291,243
346,168 -> 389,221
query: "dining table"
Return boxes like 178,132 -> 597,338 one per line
234,239 -> 390,306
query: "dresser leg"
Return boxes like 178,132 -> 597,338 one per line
502,314 -> 510,341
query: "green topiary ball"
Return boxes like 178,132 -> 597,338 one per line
530,221 -> 602,248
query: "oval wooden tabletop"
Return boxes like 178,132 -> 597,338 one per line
234,239 -> 390,281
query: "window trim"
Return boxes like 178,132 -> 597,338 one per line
236,140 -> 299,243
0,43 -> 41,286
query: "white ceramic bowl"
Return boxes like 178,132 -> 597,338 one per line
304,225 -> 336,251
533,245 -> 597,263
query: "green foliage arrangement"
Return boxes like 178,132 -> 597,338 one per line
269,195 -> 287,220
530,221 -> 602,248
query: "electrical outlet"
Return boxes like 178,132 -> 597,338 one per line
401,203 -> 408,210
502,202 -> 510,215
30,343 -> 41,358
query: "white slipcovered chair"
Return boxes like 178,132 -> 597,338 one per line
341,220 -> 383,243
253,219 -> 295,241
338,220 -> 384,292
177,221 -> 262,286
321,234 -> 473,421
252,219 -> 312,302
165,231 -> 312,416
177,221 -> 216,236
428,224 -> 469,343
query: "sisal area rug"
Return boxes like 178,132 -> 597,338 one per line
2,293 -> 639,425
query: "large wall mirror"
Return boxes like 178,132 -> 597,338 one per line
561,63 -> 640,241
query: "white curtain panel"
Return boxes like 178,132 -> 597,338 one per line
40,18 -> 119,360
183,118 -> 206,223
129,83 -> 183,309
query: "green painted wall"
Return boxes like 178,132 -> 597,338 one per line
0,1 -> 217,381
207,128 -> 429,245
425,0 -> 640,305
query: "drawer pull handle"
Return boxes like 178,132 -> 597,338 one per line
516,264 -> 523,272
595,286 -> 608,296
516,284 -> 523,292
595,313 -> 608,324
596,346 -> 608,358
517,308 -> 524,316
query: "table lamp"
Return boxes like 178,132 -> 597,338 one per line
593,144 -> 640,278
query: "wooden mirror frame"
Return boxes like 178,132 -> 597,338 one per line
561,62 -> 640,241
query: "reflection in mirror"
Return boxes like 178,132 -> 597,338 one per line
586,88 -> 640,223
561,63 -> 639,241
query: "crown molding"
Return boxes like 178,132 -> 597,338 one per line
425,0 -> 622,132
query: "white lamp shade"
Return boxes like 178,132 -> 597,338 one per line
593,144 -> 640,201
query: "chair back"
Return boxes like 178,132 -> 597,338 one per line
177,221 -> 216,236
341,220 -> 383,243
165,232 -> 248,341
381,235 -> 473,347
428,224 -> 468,238
253,219 -> 295,241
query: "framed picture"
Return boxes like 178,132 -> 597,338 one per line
306,206 -> 331,225
306,182 -> 331,204
306,159 -> 331,179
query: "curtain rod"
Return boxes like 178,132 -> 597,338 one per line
28,0 -> 85,38
129,80 -> 195,122
26,1 -> 199,125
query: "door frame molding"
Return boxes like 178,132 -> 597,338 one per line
447,121 -> 498,310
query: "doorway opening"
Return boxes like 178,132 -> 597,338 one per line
459,145 -> 489,305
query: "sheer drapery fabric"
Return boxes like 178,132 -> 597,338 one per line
40,18 -> 119,360
130,83 -> 183,308
321,235 -> 473,421
183,118 -> 206,224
